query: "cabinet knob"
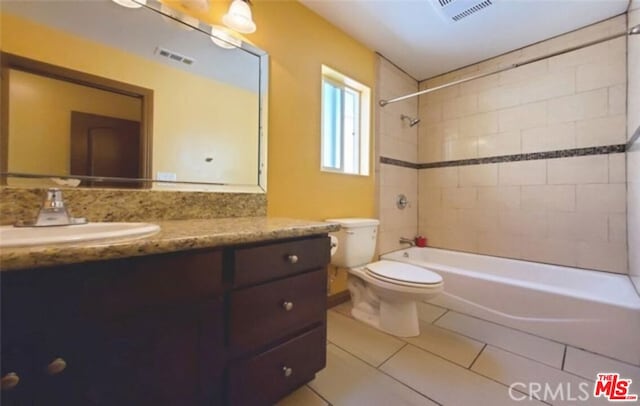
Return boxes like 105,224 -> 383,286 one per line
282,301 -> 294,311
282,366 -> 293,378
1,373 -> 20,390
287,254 -> 298,264
46,358 -> 67,375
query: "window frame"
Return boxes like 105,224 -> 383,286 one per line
320,65 -> 370,176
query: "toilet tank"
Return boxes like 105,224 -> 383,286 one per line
326,218 -> 379,268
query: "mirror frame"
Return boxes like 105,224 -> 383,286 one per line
0,0 -> 269,193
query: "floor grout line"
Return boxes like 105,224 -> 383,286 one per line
305,384 -> 333,406
377,342 -> 409,368
400,343 -> 551,405
561,345 -> 568,371
468,343 -> 487,370
430,308 -> 449,325
328,341 -> 443,405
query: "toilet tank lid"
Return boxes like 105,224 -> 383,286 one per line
325,218 -> 379,228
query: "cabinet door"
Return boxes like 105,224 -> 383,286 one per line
82,299 -> 224,406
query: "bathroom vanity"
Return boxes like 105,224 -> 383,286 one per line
0,218 -> 337,405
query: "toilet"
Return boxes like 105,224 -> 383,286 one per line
327,218 -> 443,337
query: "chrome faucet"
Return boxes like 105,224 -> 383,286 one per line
16,188 -> 86,227
399,237 -> 415,247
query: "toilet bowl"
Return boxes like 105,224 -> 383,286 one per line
347,260 -> 443,337
326,218 -> 444,337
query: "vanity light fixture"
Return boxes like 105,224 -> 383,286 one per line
111,0 -> 146,9
222,0 -> 256,34
211,25 -> 242,49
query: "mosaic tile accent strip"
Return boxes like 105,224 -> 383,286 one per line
379,157 -> 419,169
379,144 -> 626,170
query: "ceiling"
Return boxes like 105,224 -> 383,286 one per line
300,0 -> 630,81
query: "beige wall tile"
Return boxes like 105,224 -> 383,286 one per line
548,37 -> 625,71
442,94 -> 478,120
458,164 -> 498,187
458,208 -> 498,232
443,137 -> 478,160
547,88 -> 608,124
499,160 -> 547,185
442,187 -> 477,209
609,84 -> 626,116
520,238 -> 578,267
478,85 -> 521,111
499,209 -> 547,238
576,60 -> 626,92
419,167 -> 458,188
575,115 -> 626,147
498,59 -> 548,86
476,186 -> 521,209
419,134 -> 444,164
477,232 -> 523,258
577,241 -> 628,273
498,101 -> 547,132
608,153 -> 626,183
608,213 -> 627,243
458,112 -> 498,138
521,123 -> 575,153
547,155 -> 608,184
547,211 -> 608,242
422,208 -> 458,229
477,131 -> 521,157
576,183 -> 626,213
520,68 -> 575,103
521,185 -> 576,212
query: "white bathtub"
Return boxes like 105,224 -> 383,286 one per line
381,247 -> 640,365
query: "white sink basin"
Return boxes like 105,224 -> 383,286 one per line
0,222 -> 160,248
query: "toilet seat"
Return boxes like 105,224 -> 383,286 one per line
365,260 -> 442,287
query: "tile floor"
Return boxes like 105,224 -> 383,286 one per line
277,302 -> 640,406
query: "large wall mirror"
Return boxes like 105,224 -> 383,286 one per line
0,0 -> 268,192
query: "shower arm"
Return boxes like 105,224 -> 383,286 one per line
379,24 -> 640,107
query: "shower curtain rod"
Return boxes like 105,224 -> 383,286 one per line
379,24 -> 640,107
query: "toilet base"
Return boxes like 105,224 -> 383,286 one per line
348,275 -> 421,337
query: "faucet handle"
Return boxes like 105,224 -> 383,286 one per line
43,188 -> 66,209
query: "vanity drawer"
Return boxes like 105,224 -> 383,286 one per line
233,236 -> 330,287
85,250 -> 223,317
229,269 -> 326,352
227,325 -> 326,406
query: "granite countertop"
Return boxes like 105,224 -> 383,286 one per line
0,217 -> 340,271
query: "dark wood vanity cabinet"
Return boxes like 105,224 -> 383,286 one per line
1,235 -> 330,406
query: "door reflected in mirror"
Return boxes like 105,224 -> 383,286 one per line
0,0 -> 267,192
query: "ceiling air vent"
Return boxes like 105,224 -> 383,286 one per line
431,0 -> 494,23
155,47 -> 195,66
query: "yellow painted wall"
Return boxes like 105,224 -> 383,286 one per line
1,12 -> 258,185
251,1 -> 377,221
8,69 -> 141,176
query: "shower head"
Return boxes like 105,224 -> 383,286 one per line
630,24 -> 640,36
401,114 -> 420,127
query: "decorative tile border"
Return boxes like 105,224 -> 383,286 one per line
379,144 -> 626,170
379,156 -> 419,169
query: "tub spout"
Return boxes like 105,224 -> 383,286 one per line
399,237 -> 415,247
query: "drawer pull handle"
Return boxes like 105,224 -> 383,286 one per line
1,373 -> 20,390
282,301 -> 294,311
46,358 -> 67,375
287,254 -> 299,264
282,366 -> 293,378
